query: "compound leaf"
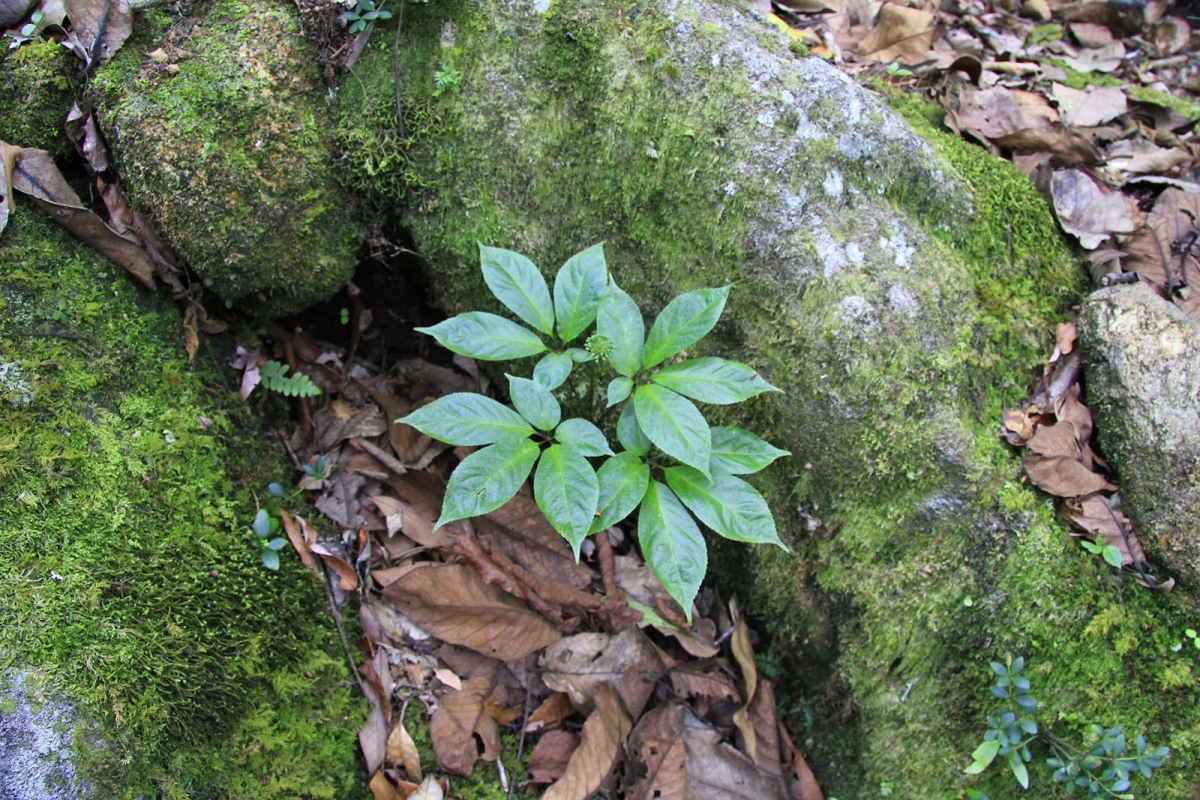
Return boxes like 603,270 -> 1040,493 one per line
589,452 -> 649,534
652,357 -> 779,405
663,465 -> 784,548
633,384 -> 711,477
507,374 -> 561,431
534,352 -> 574,390
638,480 -> 706,621
479,244 -> 554,335
709,426 -> 790,475
642,287 -> 730,370
606,376 -> 633,408
401,393 -> 535,446
535,444 -> 600,558
555,418 -> 613,457
554,243 -> 608,343
597,279 -> 644,377
416,312 -> 547,361
438,439 -> 541,527
617,401 -> 651,457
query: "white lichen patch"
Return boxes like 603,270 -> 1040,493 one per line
822,170 -> 843,199
834,294 -> 878,333
887,283 -> 919,317
0,672 -> 89,800
0,359 -> 33,409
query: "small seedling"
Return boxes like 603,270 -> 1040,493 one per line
1187,628 -> 1200,649
1080,537 -> 1123,569
303,455 -> 328,480
20,10 -> 44,37
251,509 -> 288,570
884,61 -> 912,78
344,0 -> 391,34
432,66 -> 462,97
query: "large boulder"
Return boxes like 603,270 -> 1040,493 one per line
91,0 -> 359,317
1080,283 -> 1200,585
0,204 -> 364,796
334,0 -> 1200,795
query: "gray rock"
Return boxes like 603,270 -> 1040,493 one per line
0,0 -> 37,31
0,672 -> 89,800
1080,282 -> 1200,585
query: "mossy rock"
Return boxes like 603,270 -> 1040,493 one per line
0,39 -> 77,159
0,201 -> 365,797
90,0 -> 359,318
332,0 -> 1200,795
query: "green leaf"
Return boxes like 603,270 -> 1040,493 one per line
253,509 -> 271,538
663,466 -> 785,548
567,347 -> 592,362
555,418 -> 613,457
267,538 -> 288,550
261,548 -> 281,570
416,313 -> 547,361
1102,545 -> 1123,568
641,286 -> 730,369
633,384 -> 711,477
964,740 -> 1001,774
400,392 -> 534,446
553,243 -> 608,343
438,439 -> 541,527
597,279 -> 644,377
507,374 -> 561,431
533,352 -> 574,390
607,376 -> 633,407
617,401 -> 651,457
652,357 -> 779,405
479,244 -> 554,335
534,444 -> 600,558
1008,751 -> 1030,789
589,452 -> 650,533
709,426 -> 791,475
638,480 -> 707,621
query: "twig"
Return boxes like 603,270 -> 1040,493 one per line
509,666 -> 534,800
394,0 -> 406,139
277,429 -> 303,469
319,558 -> 367,696
350,436 -> 408,475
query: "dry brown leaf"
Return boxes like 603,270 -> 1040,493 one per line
526,692 -> 577,733
387,719 -> 422,782
0,141 -> 19,237
1060,41 -> 1125,73
435,642 -> 507,685
1069,21 -> 1114,48
1051,83 -> 1127,127
950,87 -> 1058,141
540,627 -> 666,719
10,148 -> 155,288
626,703 -> 690,800
483,494 -> 596,590
1107,145 -> 1193,176
382,563 -> 561,660
527,730 -> 581,784
1023,421 -> 1116,497
368,771 -> 401,800
62,0 -> 131,64
1123,188 -> 1200,322
407,776 -> 445,800
778,721 -> 825,800
991,129 -> 1103,166
279,510 -> 320,573
681,713 -> 789,800
1063,493 -> 1148,567
309,542 -> 359,590
1056,321 -> 1077,356
64,103 -> 109,173
430,676 -> 500,775
730,614 -> 761,764
1051,168 -> 1138,249
745,679 -> 783,779
360,684 -> 389,775
384,472 -> 461,548
1150,16 -> 1190,56
669,663 -> 741,703
858,3 -> 936,63
181,304 -> 200,364
543,683 -> 632,800
1001,407 -> 1040,445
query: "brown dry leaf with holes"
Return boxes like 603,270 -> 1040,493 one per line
858,3 -> 936,63
382,563 -> 561,661
9,149 -> 155,288
625,702 -> 690,800
368,771 -> 400,800
543,683 -> 631,800
526,692 -> 577,734
1023,421 -> 1116,498
669,663 -> 741,703
1063,493 -> 1147,568
386,718 -> 422,782
527,730 -> 580,784
430,676 -> 505,775
540,627 -> 666,719
1123,188 -> 1200,324
62,0 -> 132,64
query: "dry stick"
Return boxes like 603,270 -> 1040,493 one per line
277,429 -> 303,470
351,435 -> 409,475
319,558 -> 369,696
394,1 -> 406,139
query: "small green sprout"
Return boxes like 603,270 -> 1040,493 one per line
432,66 -> 462,97
344,0 -> 391,34
251,509 -> 288,570
1080,537 -> 1123,569
20,10 -> 44,37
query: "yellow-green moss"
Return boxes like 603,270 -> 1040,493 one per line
0,39 -> 77,158
0,202 -> 365,797
90,0 -> 359,318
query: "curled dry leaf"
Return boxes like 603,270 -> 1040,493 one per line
387,718 -> 422,782
858,3 -> 936,63
1122,188 -> 1200,323
526,691 -> 577,734
1055,321 -> 1077,356
309,541 -> 360,590
279,510 -> 320,573
382,563 -> 562,661
1023,421 -> 1116,498
540,626 -> 666,719
778,721 -> 825,800
430,676 -> 504,776
543,683 -> 632,800
527,730 -> 581,784
368,771 -> 401,800
1063,493 -> 1148,568
359,684 -> 389,776
669,663 -> 741,703
408,775 -> 445,800
64,103 -> 109,173
744,679 -> 783,778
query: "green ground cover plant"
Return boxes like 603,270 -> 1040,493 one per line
401,243 -> 790,615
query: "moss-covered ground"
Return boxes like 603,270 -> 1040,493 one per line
0,202 -> 365,798
0,38 -> 77,158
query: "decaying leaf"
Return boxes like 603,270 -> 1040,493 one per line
1123,187 -> 1200,322
684,711 -> 789,799
1063,493 -> 1148,568
1051,168 -> 1139,249
368,771 -> 401,800
947,87 -> 1058,141
526,691 -> 577,734
744,679 -> 783,778
1060,41 -> 1126,73
62,0 -> 132,64
359,684 -> 389,775
543,683 -> 632,800
407,776 -> 445,800
382,563 -> 562,660
858,3 -> 936,64
1050,83 -> 1127,127
669,663 -> 741,703
779,721 -> 825,800
387,718 -> 423,782
309,541 -> 360,590
1023,420 -> 1116,498
64,103 -> 109,173
541,626 -> 666,719
527,730 -> 580,784
279,510 -> 320,574
10,148 -> 155,288
430,676 -> 504,776
484,493 -> 597,590
626,703 -> 690,800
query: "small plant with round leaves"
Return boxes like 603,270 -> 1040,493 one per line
251,509 -> 288,570
400,243 -> 790,616
343,0 -> 391,33
965,657 -> 1169,799
1079,537 -> 1123,569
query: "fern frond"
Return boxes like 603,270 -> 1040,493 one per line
259,360 -> 321,398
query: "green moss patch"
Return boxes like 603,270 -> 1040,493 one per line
0,39 -> 77,158
0,203 -> 364,797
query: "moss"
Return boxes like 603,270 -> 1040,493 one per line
90,0 -> 359,318
0,201 -> 365,797
0,39 -> 78,158
1125,85 -> 1200,121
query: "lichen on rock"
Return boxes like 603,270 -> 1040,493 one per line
90,0 -> 359,318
